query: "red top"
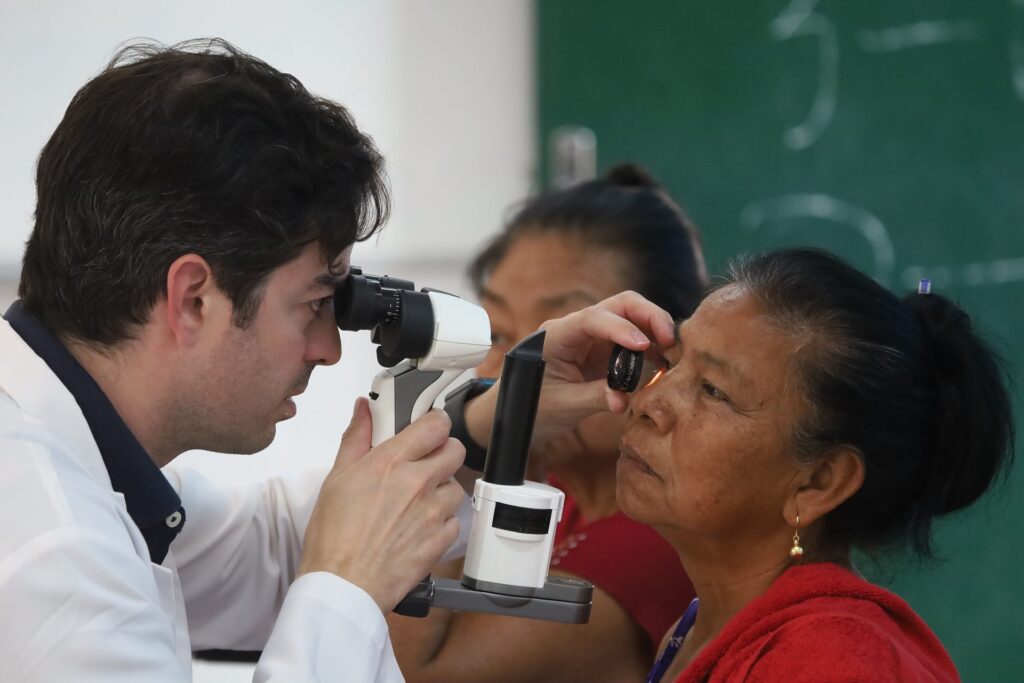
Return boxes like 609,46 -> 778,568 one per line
549,482 -> 694,649
671,562 -> 959,683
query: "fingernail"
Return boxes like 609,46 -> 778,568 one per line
632,331 -> 649,346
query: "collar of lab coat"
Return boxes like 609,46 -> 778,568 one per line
0,306 -> 185,563
0,315 -> 112,490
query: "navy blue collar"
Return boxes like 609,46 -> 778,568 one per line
3,301 -> 185,564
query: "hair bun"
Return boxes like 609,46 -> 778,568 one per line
605,163 -> 660,189
903,291 -> 1014,516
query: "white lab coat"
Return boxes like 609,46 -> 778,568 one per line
0,317 -> 468,682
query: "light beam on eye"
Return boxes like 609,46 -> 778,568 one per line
644,368 -> 666,388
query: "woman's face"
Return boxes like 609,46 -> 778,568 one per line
617,285 -> 807,544
478,232 -> 632,470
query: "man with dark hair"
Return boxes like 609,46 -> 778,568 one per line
0,39 -> 467,681
0,38 -> 676,681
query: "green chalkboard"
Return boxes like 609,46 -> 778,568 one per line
538,1 -> 1024,679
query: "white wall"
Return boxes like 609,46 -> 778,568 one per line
0,2 -> 534,680
0,0 -> 535,267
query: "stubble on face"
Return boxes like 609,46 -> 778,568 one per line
172,304 -> 316,456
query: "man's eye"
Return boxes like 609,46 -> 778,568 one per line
310,296 -> 334,315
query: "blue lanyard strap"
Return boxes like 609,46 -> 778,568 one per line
646,598 -> 699,683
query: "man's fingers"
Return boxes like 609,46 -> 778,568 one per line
543,292 -> 675,363
537,379 -> 625,428
335,397 -> 373,467
599,291 -> 677,349
437,477 -> 466,515
605,388 -> 630,414
413,437 -> 467,489
384,409 -> 453,463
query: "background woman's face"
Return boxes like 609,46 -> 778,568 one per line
477,231 -> 631,471
617,285 -> 807,546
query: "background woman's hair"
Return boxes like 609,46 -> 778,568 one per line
20,38 -> 390,345
722,248 -> 1015,557
468,163 -> 708,320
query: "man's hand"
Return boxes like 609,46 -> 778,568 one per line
298,398 -> 465,614
464,291 -> 676,445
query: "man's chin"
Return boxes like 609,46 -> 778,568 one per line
217,426 -> 277,456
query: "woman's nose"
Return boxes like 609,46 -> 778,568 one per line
630,374 -> 676,434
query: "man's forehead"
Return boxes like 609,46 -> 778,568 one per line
276,243 -> 351,293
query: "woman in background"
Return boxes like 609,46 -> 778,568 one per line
388,164 -> 707,682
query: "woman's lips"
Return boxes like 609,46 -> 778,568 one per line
618,442 -> 661,480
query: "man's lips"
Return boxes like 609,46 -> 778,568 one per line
619,442 -> 661,480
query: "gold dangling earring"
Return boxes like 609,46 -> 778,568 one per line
790,514 -> 804,559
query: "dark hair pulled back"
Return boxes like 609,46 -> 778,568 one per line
20,38 -> 390,345
469,163 -> 707,320
723,248 -> 1014,556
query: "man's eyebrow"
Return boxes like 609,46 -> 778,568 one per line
307,271 -> 348,294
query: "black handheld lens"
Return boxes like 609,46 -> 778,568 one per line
607,344 -> 643,392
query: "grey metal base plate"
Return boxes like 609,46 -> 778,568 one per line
396,576 -> 593,624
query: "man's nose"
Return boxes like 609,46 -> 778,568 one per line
307,314 -> 342,366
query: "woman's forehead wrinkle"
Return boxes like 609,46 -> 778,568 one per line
695,349 -> 753,392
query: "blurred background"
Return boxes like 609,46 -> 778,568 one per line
0,1 -> 1020,680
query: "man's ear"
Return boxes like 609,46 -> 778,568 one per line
164,254 -> 222,347
786,446 -> 865,528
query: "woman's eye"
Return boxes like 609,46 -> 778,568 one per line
309,296 -> 333,315
490,331 -> 512,347
701,380 -> 729,402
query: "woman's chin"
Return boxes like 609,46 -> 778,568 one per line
614,466 -> 649,521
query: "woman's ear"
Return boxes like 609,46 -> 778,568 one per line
787,446 -> 865,527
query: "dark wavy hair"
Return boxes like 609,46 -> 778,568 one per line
20,38 -> 390,345
722,248 -> 1015,557
469,164 -> 707,321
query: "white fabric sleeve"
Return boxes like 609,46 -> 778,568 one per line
254,572 -> 404,683
163,464 -> 472,651
162,464 -> 323,650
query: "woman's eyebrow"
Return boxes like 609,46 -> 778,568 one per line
695,349 -> 752,390
479,287 -> 508,308
538,290 -> 599,311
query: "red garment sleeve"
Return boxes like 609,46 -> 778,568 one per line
551,501 -> 694,649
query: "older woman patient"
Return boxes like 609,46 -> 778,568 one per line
628,248 -> 1013,682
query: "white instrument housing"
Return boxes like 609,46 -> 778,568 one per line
462,479 -> 564,593
368,290 -> 490,447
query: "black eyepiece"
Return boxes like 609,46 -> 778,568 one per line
607,344 -> 643,392
334,266 -> 435,366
